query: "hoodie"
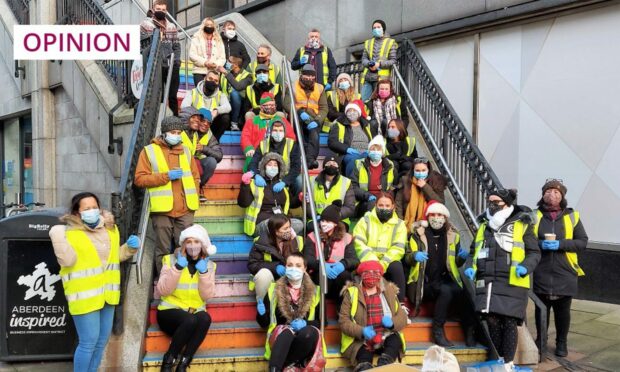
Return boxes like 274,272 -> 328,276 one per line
247,123 -> 301,186
180,80 -> 232,114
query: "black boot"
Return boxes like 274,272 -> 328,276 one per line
465,326 -> 476,347
555,340 -> 568,357
353,361 -> 374,371
160,353 -> 176,372
432,324 -> 454,347
377,353 -> 395,366
175,356 -> 190,372
308,160 -> 319,170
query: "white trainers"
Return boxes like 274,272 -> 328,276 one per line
230,122 -> 240,131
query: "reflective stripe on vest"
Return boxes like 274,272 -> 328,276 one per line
385,136 -> 416,158
181,131 -> 199,156
309,232 -> 352,263
249,61 -> 280,84
144,144 -> 199,213
312,175 -> 352,225
246,84 -> 281,109
407,231 -> 462,287
264,282 -> 321,359
61,226 -> 120,315
361,37 -> 396,84
331,92 -> 361,112
299,47 -> 330,85
472,222 -> 531,288
243,180 -> 290,236
262,236 -> 304,262
355,213 -> 405,265
355,159 -> 394,192
294,80 -> 324,114
340,286 -> 405,354
191,89 -> 221,110
158,254 -> 217,312
259,138 -> 294,172
534,210 -> 585,276
337,123 -> 372,144
220,69 -> 250,95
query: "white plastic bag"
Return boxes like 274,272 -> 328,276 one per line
421,345 -> 459,372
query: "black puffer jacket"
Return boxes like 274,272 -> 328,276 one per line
221,33 -> 250,68
247,234 -> 302,277
327,115 -> 377,164
470,205 -> 540,320
532,208 -> 588,297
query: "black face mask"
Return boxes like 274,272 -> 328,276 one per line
376,208 -> 393,223
203,26 -> 215,34
487,202 -> 504,216
300,77 -> 315,89
323,166 -> 339,176
153,10 -> 166,21
256,57 -> 268,64
203,81 -> 218,95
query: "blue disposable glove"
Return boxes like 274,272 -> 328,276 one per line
168,169 -> 183,181
176,253 -> 188,269
195,258 -> 209,274
324,263 -> 335,279
257,298 -> 266,315
307,121 -> 318,130
331,262 -> 345,277
368,195 -> 377,202
516,265 -> 528,277
362,325 -> 376,340
346,147 -> 360,156
276,264 -> 286,277
273,181 -> 286,193
126,234 -> 140,249
542,240 -> 560,250
254,174 -> 267,187
458,248 -> 469,259
300,112 -> 311,121
300,54 -> 309,64
290,318 -> 307,332
414,251 -> 428,262
325,83 -> 331,91
464,267 -> 476,281
382,315 -> 393,329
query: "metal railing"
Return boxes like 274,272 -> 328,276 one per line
165,10 -> 191,91
56,0 -> 134,106
7,0 -> 29,24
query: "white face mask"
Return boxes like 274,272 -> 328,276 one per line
265,166 -> 279,179
428,215 -> 446,230
185,243 -> 202,258
224,29 -> 236,39
320,220 -> 336,234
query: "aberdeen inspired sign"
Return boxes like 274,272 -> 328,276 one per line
14,25 -> 140,60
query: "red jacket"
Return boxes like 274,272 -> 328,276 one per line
240,114 -> 296,154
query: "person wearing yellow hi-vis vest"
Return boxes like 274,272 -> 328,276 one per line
532,179 -> 588,358
385,118 -> 418,183
217,56 -> 253,130
256,252 -> 325,370
353,193 -> 408,303
156,224 -> 217,372
463,189 -> 540,369
403,201 -> 476,348
338,260 -> 407,370
360,19 -> 398,101
134,116 -> 201,274
326,73 -> 361,132
290,29 -> 337,88
50,192 -> 139,372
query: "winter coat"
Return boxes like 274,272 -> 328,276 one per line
248,129 -> 301,187
533,207 -> 588,297
140,17 -> 180,67
309,172 -> 357,221
196,130 -> 223,163
189,32 -> 226,75
338,280 -> 407,364
242,82 -> 284,116
282,82 -> 329,124
240,114 -> 296,155
155,247 -> 216,302
469,206 -> 540,320
395,170 -> 447,220
247,234 -> 303,277
180,81 -> 231,114
134,137 -> 201,218
327,116 -> 378,164
303,224 -> 359,274
256,274 -> 320,329
350,157 -> 396,202
290,45 -> 337,86
221,32 -> 251,68
386,139 -> 418,180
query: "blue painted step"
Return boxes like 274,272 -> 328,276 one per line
211,234 -> 253,255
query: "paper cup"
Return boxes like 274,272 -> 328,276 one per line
544,233 -> 556,241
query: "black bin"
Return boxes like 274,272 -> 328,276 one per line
0,210 -> 77,361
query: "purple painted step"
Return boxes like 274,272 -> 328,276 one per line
212,254 -> 249,275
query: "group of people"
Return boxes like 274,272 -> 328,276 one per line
47,4 -> 589,372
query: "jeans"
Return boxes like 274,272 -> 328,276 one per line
229,89 -> 243,124
361,81 -> 376,102
72,304 -> 115,372
199,156 -> 218,187
343,153 -> 366,178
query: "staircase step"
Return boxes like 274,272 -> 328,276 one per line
219,131 -> 329,146
196,216 -> 244,235
211,253 -> 249,274
149,295 -> 257,325
209,234 -> 253,254
195,200 -> 244,218
222,144 -> 333,157
214,273 -> 252,297
210,170 -> 243,185
216,155 -> 245,171
202,184 -> 240,201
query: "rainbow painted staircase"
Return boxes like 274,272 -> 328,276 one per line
140,124 -> 488,370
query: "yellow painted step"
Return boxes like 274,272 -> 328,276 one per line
195,200 -> 244,217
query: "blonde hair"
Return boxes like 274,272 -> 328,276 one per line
336,75 -> 355,104
200,17 -> 222,43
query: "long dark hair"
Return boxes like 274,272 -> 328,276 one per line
387,118 -> 407,142
70,192 -> 100,216
267,214 -> 297,259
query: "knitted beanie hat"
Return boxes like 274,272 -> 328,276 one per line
160,116 -> 185,133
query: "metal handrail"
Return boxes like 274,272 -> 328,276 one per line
165,10 -> 191,91
281,58 -> 328,336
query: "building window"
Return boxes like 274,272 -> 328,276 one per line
1,116 -> 33,215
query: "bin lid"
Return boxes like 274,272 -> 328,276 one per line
0,209 -> 66,239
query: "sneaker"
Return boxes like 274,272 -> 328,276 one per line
230,122 -> 240,131
199,195 -> 207,203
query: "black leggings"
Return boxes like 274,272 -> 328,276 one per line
422,279 -> 475,328
269,326 -> 319,370
355,333 -> 402,364
485,313 -> 519,363
535,294 -> 572,344
157,309 -> 212,359
310,270 -> 352,310
385,261 -> 406,302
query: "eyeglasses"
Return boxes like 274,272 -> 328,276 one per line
545,178 -> 564,184
413,157 -> 429,164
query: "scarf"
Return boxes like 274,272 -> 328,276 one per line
543,203 -> 562,221
404,179 -> 427,231
372,96 -> 398,132
487,205 -> 514,231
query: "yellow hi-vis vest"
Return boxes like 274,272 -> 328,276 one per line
61,226 -> 121,315
144,144 -> 199,213
181,131 -> 198,156
248,61 -> 280,84
385,136 -> 416,157
361,37 -> 396,85
258,138 -> 295,172
264,281 -> 322,359
353,211 -> 406,270
158,254 -> 217,312
298,47 -> 330,85
247,236 -> 304,291
323,92 -> 361,133
340,286 -> 406,354
337,122 -> 372,144
220,69 -> 250,95
243,180 -> 290,236
354,159 -> 395,192
312,175 -> 352,225
472,221 -> 531,288
191,89 -> 221,111
533,210 -> 585,276
246,84 -> 281,110
407,229 -> 462,287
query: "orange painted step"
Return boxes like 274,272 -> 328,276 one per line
202,184 -> 240,200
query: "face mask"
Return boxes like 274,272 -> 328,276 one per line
320,220 -> 337,234
185,243 -> 202,258
153,10 -> 166,21
203,80 -> 218,95
277,230 -> 292,241
261,105 -> 276,115
346,111 -> 360,122
224,29 -> 236,39
361,271 -> 382,288
372,28 -> 384,38
368,150 -> 382,162
376,208 -> 393,222
429,215 -> 446,230
323,166 -> 339,176
309,40 -> 320,49
378,90 -> 391,99
338,81 -> 350,91
271,131 -> 284,143
387,128 -> 400,139
256,73 -> 269,84
285,267 -> 304,282
165,133 -> 182,146
203,26 -> 215,34
300,77 -> 315,89
80,209 -> 100,225
257,56 -> 267,64
414,171 -> 428,180
265,166 -> 279,179
487,202 -> 504,216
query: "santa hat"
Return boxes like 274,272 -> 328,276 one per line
179,224 -> 217,256
425,201 -> 450,218
350,99 -> 369,119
